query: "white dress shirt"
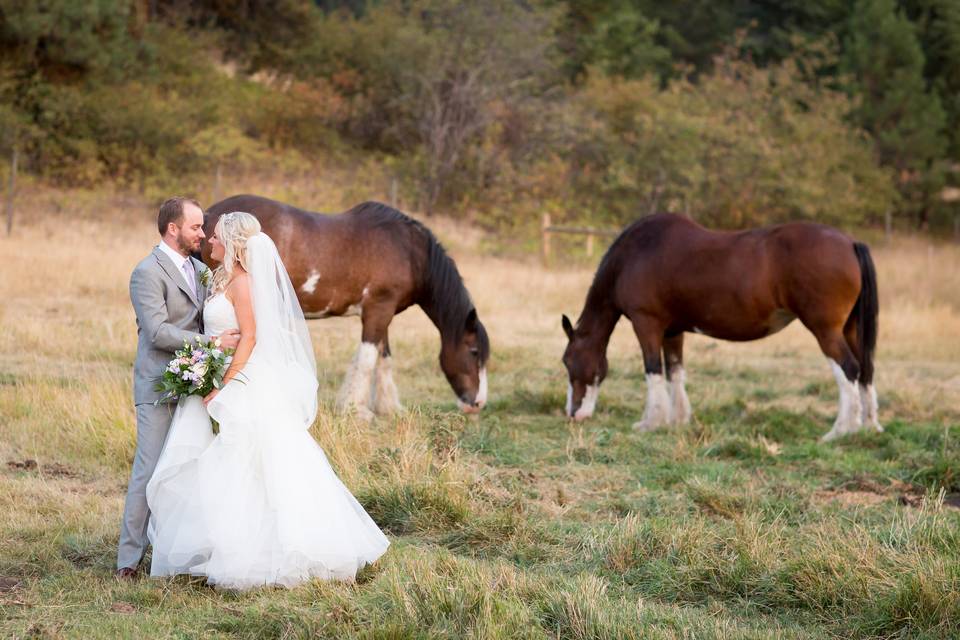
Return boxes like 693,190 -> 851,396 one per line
158,240 -> 197,299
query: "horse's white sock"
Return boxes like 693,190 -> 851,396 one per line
822,359 -> 862,440
337,342 -> 379,419
859,383 -> 882,432
669,366 -> 692,425
634,373 -> 671,431
372,354 -> 401,415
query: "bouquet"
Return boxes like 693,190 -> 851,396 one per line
155,336 -> 234,433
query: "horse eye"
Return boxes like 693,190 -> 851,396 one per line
469,347 -> 479,357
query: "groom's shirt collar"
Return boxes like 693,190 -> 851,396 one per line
158,239 -> 191,271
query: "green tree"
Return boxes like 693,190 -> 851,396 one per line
302,0 -> 561,213
555,0 -> 670,81
150,0 -> 322,72
903,0 -> 960,157
561,45 -> 896,230
0,0 -> 144,79
842,0 -> 946,227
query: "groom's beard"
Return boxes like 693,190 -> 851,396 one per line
176,234 -> 198,255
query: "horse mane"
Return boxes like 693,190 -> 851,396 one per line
347,202 -> 490,363
579,221 -> 637,324
579,216 -> 673,326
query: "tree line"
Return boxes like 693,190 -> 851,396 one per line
1,0 -> 957,233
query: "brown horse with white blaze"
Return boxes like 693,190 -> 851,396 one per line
562,213 -> 880,442
202,195 -> 490,419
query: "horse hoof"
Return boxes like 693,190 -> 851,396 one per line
632,419 -> 666,433
338,404 -> 375,422
819,428 -> 844,443
374,404 -> 403,417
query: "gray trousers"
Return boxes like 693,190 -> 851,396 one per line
117,402 -> 174,570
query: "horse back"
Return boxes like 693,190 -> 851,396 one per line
606,215 -> 862,339
203,196 -> 421,315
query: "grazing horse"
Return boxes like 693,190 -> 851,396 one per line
561,213 -> 880,442
202,195 -> 490,419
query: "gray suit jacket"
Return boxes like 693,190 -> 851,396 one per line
130,247 -> 210,405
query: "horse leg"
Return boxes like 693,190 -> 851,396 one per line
844,318 -> 882,433
663,333 -> 692,425
815,328 -> 863,442
629,314 -> 672,432
336,306 -> 393,421
372,333 -> 402,416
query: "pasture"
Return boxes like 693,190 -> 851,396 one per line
1,211 -> 959,639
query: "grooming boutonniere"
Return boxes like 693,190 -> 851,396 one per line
198,267 -> 211,288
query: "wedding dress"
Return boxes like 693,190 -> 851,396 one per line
146,233 -> 389,590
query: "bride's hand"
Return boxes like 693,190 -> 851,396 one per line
203,389 -> 219,406
216,329 -> 241,350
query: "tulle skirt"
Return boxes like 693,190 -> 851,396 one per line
145,360 -> 389,590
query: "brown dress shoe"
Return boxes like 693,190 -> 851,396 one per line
115,567 -> 138,580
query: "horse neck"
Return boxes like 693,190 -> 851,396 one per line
414,250 -> 471,345
576,301 -> 620,352
419,295 -> 452,339
576,247 -> 623,350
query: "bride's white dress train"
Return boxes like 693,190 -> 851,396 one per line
146,241 -> 389,590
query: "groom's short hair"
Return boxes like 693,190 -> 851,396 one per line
157,196 -> 202,235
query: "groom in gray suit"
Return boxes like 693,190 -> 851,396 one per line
117,196 -> 240,577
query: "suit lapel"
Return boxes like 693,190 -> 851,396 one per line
153,248 -> 201,309
192,258 -> 209,307
193,259 -> 208,334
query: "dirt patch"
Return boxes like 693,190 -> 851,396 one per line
42,462 -> 80,478
897,491 -> 960,510
110,602 -> 136,614
815,489 -> 888,508
0,576 -> 21,592
816,478 -> 934,509
6,459 -> 81,478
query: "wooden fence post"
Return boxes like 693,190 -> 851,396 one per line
390,178 -> 398,208
585,232 -> 594,258
884,209 -> 892,241
5,147 -> 17,236
541,213 -> 551,265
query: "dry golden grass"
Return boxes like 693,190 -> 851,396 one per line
1,204 -> 958,469
2,194 -> 960,638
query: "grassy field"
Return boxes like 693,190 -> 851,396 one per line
1,211 -> 959,639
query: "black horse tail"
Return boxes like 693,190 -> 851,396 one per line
852,242 -> 878,385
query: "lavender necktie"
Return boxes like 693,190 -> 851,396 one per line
181,259 -> 196,299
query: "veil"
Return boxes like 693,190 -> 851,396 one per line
244,232 -> 318,428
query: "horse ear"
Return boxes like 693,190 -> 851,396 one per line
562,314 -> 574,340
465,308 -> 478,333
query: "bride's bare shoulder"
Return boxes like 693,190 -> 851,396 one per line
225,270 -> 251,304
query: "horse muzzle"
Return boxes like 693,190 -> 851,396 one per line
567,380 -> 599,421
456,367 -> 487,414
457,398 -> 485,414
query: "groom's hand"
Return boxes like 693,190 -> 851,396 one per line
217,329 -> 241,350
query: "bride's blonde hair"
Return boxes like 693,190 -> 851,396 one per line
211,211 -> 261,293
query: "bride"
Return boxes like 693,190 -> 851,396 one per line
146,211 -> 389,590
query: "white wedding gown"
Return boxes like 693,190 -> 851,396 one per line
146,289 -> 389,590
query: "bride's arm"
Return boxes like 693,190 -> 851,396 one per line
221,271 -> 256,386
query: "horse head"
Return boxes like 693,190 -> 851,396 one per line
440,308 -> 489,414
561,314 -> 607,421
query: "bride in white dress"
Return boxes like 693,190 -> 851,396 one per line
146,211 -> 389,590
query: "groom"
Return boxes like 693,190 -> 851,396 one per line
116,196 -> 240,578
